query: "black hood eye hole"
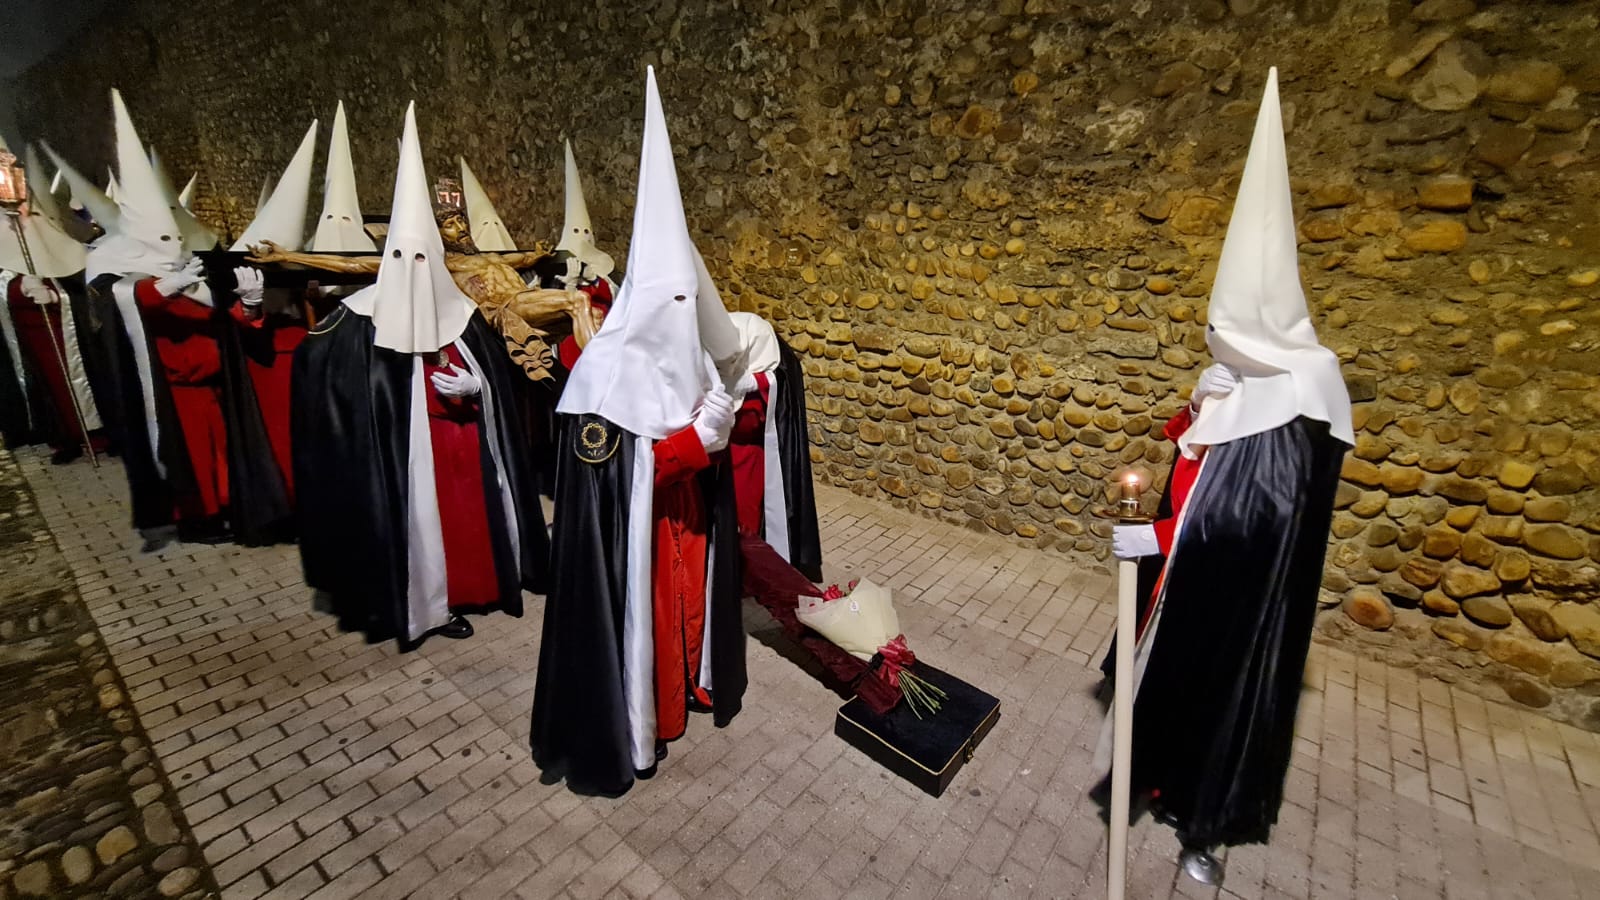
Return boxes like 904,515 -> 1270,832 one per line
414,252 -> 425,262
391,249 -> 402,258
673,294 -> 687,302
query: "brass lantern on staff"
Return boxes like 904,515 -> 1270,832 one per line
0,148 -> 27,213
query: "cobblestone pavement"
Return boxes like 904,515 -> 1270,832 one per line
0,447 -> 219,899
10,444 -> 1600,900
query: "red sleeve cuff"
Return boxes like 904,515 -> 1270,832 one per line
1163,406 -> 1195,442
654,425 -> 711,487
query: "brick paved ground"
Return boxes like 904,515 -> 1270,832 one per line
11,444 -> 1600,899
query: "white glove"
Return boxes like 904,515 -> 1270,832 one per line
1112,524 -> 1160,560
233,267 -> 265,306
1190,363 -> 1239,412
430,364 -> 482,398
19,275 -> 55,305
559,256 -> 585,288
153,257 -> 205,297
731,371 -> 760,398
692,387 -> 736,453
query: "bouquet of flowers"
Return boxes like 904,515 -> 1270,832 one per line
796,578 -> 946,718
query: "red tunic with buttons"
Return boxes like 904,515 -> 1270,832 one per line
422,345 -> 500,610
229,305 -> 306,500
135,278 -> 229,518
652,426 -> 716,742
727,372 -> 772,537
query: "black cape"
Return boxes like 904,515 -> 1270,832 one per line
773,340 -> 823,582
292,305 -> 548,646
530,413 -> 744,797
1124,416 -> 1347,849
206,269 -> 292,544
87,274 -> 196,533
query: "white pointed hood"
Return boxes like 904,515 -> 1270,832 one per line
344,103 -> 475,354
149,145 -> 217,251
728,311 -> 782,376
312,102 -> 375,252
42,144 -> 119,232
102,90 -> 184,268
1182,68 -> 1353,454
555,140 -> 616,279
178,173 -> 197,210
693,245 -> 743,386
458,157 -> 516,252
24,145 -> 68,226
232,120 -> 318,251
0,147 -> 87,277
558,67 -> 716,440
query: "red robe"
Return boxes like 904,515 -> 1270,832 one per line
422,346 -> 501,610
134,278 -> 229,518
1153,407 -> 1203,555
728,372 -> 772,537
652,426 -> 715,742
6,278 -> 94,450
229,305 -> 306,500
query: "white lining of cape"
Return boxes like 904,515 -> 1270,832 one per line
761,373 -> 791,563
623,438 -> 658,772
404,358 -> 450,641
56,283 -> 102,431
109,278 -> 164,478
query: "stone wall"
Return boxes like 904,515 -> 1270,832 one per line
13,0 -> 1600,729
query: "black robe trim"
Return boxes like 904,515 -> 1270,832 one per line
1125,416 -> 1347,849
774,340 -> 823,582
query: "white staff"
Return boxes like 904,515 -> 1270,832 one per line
1107,472 -> 1147,900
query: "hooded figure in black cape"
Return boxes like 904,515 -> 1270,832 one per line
291,102 -> 547,648
84,89 -> 287,545
531,67 -> 745,797
1093,69 -> 1354,882
721,310 -> 823,582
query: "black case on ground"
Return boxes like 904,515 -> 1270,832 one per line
833,663 -> 1001,797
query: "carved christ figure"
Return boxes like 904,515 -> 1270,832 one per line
247,209 -> 599,381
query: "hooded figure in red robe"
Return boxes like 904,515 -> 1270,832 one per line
83,89 -> 286,546
532,67 -> 746,797
291,103 -> 547,646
